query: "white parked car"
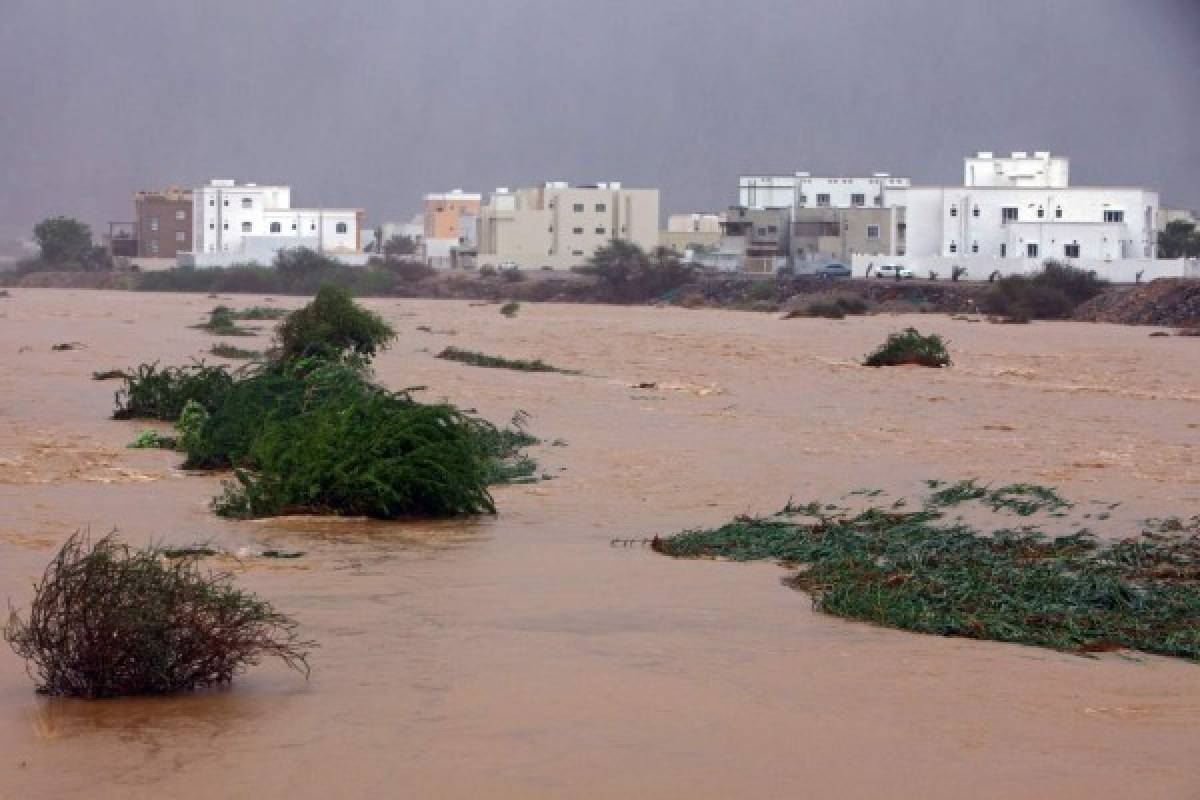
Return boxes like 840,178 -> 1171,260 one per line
498,260 -> 519,271
876,264 -> 915,279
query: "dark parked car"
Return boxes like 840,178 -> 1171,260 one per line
815,263 -> 852,279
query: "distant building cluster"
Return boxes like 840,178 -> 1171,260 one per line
106,149 -> 1196,281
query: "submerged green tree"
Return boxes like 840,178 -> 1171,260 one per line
275,285 -> 396,363
1158,220 -> 1200,259
583,241 -> 695,302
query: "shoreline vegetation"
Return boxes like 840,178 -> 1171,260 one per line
653,482 -> 1200,662
110,285 -> 541,519
4,244 -> 1196,325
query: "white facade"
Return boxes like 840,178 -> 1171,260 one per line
739,172 -> 911,210
667,212 -> 723,233
180,179 -> 363,267
963,151 -> 1069,188
893,153 -> 1158,265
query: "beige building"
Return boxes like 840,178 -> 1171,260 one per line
660,212 -> 723,257
477,182 -> 658,269
791,206 -> 904,270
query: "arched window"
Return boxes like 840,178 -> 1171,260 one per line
269,222 -> 281,233
335,222 -> 348,234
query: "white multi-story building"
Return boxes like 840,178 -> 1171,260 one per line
738,172 -> 911,210
889,152 -> 1158,264
179,179 -> 365,267
476,181 -> 658,269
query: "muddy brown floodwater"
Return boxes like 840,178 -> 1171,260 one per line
1,289 -> 1198,798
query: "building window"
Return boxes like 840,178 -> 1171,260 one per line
767,225 -> 777,233
241,198 -> 252,209
1055,206 -> 1062,219
1002,207 -> 1018,222
972,205 -> 980,217
292,223 -> 297,231
595,203 -> 606,212
949,205 -> 958,217
310,223 -> 316,231
1026,242 -> 1039,258
242,222 -> 252,233
149,216 -> 159,231
971,241 -> 979,253
595,227 -> 606,235
175,210 -> 186,221
866,225 -> 880,239
797,194 -> 807,206
148,240 -> 159,254
223,199 -> 229,207
1037,206 -> 1045,219
571,249 -> 584,256
1064,243 -> 1080,258
335,222 -> 348,234
1000,243 -> 1007,257
851,193 -> 865,207
209,199 -> 215,207
573,227 -> 584,234
874,196 -> 883,206
1103,210 -> 1125,223
949,241 -> 958,253
209,223 -> 215,230
270,222 -> 281,233
816,193 -> 830,207
175,231 -> 186,242
573,203 -> 584,212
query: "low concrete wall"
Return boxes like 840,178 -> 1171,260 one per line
850,254 -> 1199,283
178,251 -> 370,269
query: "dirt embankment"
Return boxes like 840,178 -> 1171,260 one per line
0,270 -> 136,290
1074,279 -> 1200,326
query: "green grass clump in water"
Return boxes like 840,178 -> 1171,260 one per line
209,342 -> 261,360
230,306 -> 287,320
863,327 -> 950,368
653,485 -> 1200,661
194,306 -> 257,336
436,346 -> 576,374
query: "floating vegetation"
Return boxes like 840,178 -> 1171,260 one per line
863,328 -> 950,368
209,342 -> 261,360
92,369 -> 127,381
4,530 -> 312,698
436,346 -> 576,374
127,429 -> 177,449
500,301 -> 521,318
231,306 -> 287,320
653,484 -> 1200,661
51,342 -> 85,351
416,325 -> 456,335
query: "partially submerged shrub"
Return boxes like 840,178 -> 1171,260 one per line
194,306 -> 256,336
275,285 -> 395,362
863,328 -> 950,368
982,261 -> 1108,320
500,301 -> 521,318
4,531 -> 312,698
113,361 -> 235,420
127,429 -> 176,449
436,346 -> 575,373
654,486 -> 1200,660
213,371 -> 497,519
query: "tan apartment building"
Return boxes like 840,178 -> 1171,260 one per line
791,206 -> 903,271
660,212 -> 723,256
477,182 -> 658,269
135,187 -> 192,258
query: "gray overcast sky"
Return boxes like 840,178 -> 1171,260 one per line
0,0 -> 1197,240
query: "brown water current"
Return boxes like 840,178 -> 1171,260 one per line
1,289 -> 1199,798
